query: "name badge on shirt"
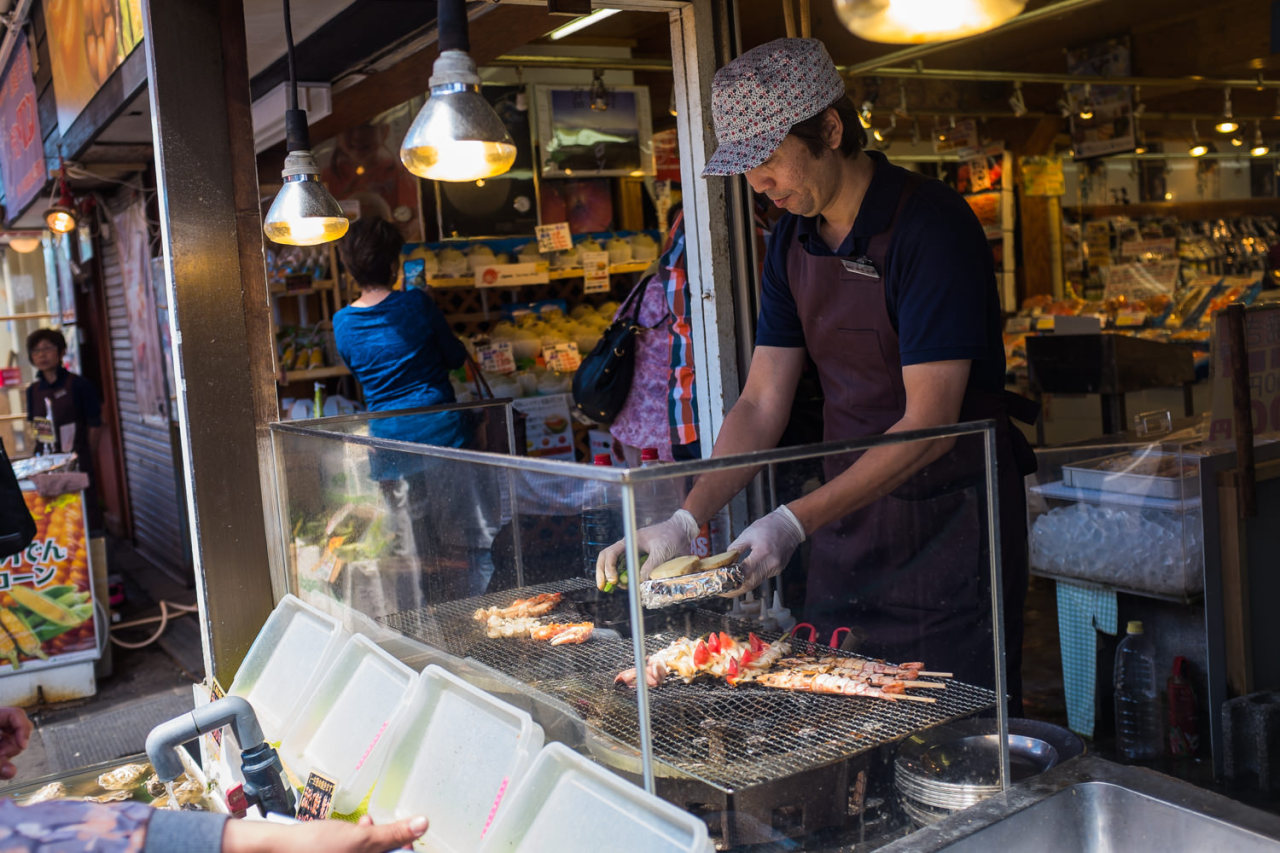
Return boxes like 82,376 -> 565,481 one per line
841,256 -> 880,279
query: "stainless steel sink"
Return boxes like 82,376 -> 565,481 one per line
882,755 -> 1280,852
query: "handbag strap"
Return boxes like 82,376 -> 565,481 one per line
616,274 -> 664,331
467,353 -> 496,399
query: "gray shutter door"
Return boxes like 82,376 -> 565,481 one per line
102,192 -> 189,576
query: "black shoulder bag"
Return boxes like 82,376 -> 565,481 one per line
0,442 -> 35,560
572,274 -> 661,425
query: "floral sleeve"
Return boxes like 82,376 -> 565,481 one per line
0,799 -> 152,853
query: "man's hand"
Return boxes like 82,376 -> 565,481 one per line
721,506 -> 806,596
221,814 -> 428,853
595,510 -> 699,590
0,706 -> 33,780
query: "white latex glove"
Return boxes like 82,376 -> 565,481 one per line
721,505 -> 806,597
596,509 -> 699,590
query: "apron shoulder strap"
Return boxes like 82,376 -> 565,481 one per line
864,170 -> 929,277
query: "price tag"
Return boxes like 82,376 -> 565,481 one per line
477,340 -> 516,374
296,771 -> 338,821
581,250 -> 611,294
0,368 -> 20,388
535,222 -> 573,252
542,342 -> 581,372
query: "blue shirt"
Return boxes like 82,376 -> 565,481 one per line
755,150 -> 1005,393
333,288 -> 469,472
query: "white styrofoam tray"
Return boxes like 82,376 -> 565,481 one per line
368,664 -> 544,852
478,742 -> 713,853
279,633 -> 416,814
228,594 -> 349,743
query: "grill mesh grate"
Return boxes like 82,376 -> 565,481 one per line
381,578 -> 996,793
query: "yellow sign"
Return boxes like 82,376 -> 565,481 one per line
1020,156 -> 1065,197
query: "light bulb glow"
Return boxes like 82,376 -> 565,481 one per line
1253,143 -> 1270,156
400,52 -> 516,182
263,152 -> 349,246
1078,106 -> 1094,120
834,0 -> 1026,44
1189,143 -> 1209,157
46,207 -> 76,234
1216,120 -> 1240,134
547,8 -> 620,41
7,236 -> 41,253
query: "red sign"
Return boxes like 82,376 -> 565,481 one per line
0,368 -> 20,388
0,39 -> 46,217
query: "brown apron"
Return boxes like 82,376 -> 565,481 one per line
786,173 -> 1034,704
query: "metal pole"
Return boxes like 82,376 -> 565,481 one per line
983,423 -> 1010,791
141,0 -> 281,684
620,482 -> 656,793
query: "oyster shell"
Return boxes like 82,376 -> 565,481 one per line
25,781 -> 65,805
98,763 -> 149,791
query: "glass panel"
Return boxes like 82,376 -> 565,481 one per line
270,409 -> 1006,848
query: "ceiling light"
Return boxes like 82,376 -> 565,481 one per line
5,233 -> 42,253
1133,138 -> 1148,155
400,0 -> 516,182
1252,122 -> 1269,156
263,0 -> 348,246
44,171 -> 77,234
833,0 -> 1026,44
1077,83 -> 1094,121
1188,120 -> 1208,157
1231,133 -> 1245,148
1215,87 -> 1238,134
547,8 -> 620,41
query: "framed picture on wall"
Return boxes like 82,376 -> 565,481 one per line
534,84 -> 654,178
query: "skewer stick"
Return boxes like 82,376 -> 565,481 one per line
917,671 -> 952,678
900,681 -> 947,689
893,693 -> 937,703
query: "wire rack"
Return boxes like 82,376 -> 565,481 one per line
381,578 -> 997,793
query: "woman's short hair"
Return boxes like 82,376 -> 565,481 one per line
339,217 -> 405,287
26,328 -> 66,360
788,94 -> 867,160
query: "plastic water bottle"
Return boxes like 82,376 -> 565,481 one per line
581,453 -> 620,579
1114,620 -> 1163,761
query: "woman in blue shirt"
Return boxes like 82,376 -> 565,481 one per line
333,217 -> 481,601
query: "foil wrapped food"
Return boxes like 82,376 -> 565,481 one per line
640,565 -> 745,608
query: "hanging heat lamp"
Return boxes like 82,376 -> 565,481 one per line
262,0 -> 349,246
833,0 -> 1026,44
399,0 -> 516,182
44,168 -> 77,234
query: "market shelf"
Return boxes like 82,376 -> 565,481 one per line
426,259 -> 655,290
283,365 -> 350,382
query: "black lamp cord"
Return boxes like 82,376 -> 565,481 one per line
282,0 -> 309,154
439,0 -> 468,54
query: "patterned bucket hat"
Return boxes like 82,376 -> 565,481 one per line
702,38 -> 847,177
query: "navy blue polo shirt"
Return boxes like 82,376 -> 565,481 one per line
756,150 -> 1005,393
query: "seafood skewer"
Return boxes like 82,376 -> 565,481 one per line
770,656 -> 949,685
754,670 -> 937,703
616,633 -> 790,688
529,622 -> 595,645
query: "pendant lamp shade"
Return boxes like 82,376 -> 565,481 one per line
263,146 -> 349,246
834,0 -> 1026,44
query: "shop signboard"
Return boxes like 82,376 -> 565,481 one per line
1065,38 -> 1135,159
1020,156 -> 1065,197
0,490 -> 97,674
1208,304 -> 1280,443
512,394 -> 574,459
45,0 -> 145,135
0,39 -> 46,217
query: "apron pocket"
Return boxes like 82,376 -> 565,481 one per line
830,328 -> 902,412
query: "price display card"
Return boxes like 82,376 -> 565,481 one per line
476,340 -> 516,374
581,250 -> 611,294
535,222 -> 573,253
542,342 -> 581,372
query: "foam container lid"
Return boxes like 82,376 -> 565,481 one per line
279,633 -> 416,814
227,594 -> 348,742
368,664 -> 544,852
477,742 -> 713,853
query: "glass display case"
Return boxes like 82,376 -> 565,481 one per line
268,404 -> 1011,848
1026,438 -> 1206,601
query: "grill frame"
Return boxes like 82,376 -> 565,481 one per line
381,578 -> 998,795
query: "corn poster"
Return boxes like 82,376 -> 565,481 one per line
0,491 -> 97,673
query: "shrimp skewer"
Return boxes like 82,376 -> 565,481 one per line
755,671 -> 937,703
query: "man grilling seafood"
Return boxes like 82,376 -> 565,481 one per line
597,38 -> 1036,710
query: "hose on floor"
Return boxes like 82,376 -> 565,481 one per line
109,600 -> 200,649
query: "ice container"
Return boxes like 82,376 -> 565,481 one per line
477,741 -> 713,853
279,633 -> 416,813
228,594 -> 348,742
368,664 -> 544,852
